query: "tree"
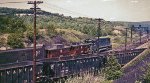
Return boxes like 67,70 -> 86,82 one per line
0,16 -> 27,33
47,23 -> 58,37
102,54 -> 123,80
7,33 -> 24,48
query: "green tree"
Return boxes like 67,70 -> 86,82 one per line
103,54 -> 123,80
7,33 -> 24,48
0,16 -> 26,33
47,23 -> 58,37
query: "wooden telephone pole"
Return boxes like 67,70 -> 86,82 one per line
27,1 -> 43,83
131,25 -> 134,43
125,28 -> 128,51
96,18 -> 103,51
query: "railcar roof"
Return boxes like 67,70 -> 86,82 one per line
0,46 -> 43,53
46,43 -> 90,51
0,61 -> 42,71
95,36 -> 110,38
46,46 -> 70,50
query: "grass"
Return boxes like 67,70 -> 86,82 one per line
64,73 -> 112,83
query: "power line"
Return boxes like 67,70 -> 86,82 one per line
0,1 -> 101,24
40,4 -> 102,24
40,4 -> 97,24
43,2 -> 90,17
0,1 -> 27,4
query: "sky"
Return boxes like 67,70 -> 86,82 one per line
0,0 -> 150,22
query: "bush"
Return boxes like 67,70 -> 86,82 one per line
7,33 -> 24,48
103,54 -> 123,80
47,23 -> 58,37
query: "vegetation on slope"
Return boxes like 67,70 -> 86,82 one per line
143,64 -> 150,83
0,7 -> 124,36
65,74 -> 112,83
0,7 -> 137,49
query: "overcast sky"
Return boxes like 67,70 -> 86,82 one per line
0,0 -> 150,22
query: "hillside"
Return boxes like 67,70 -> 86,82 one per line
0,7 -> 124,36
0,7 -> 136,49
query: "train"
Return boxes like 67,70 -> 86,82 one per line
0,37 -> 146,83
0,37 -> 112,82
0,37 -> 112,64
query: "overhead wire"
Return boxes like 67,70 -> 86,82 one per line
0,1 -> 97,24
0,1 -> 111,38
0,1 -> 27,4
0,1 -> 103,25
40,2 -> 100,25
45,2 -> 90,17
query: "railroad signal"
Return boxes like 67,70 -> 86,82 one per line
132,25 -> 148,44
27,1 -> 43,83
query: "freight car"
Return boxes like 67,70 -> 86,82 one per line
0,46 -> 45,64
0,55 -> 106,83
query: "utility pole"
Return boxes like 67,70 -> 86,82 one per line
147,27 -> 149,41
131,25 -> 134,43
139,25 -> 142,44
125,28 -> 128,51
147,27 -> 150,48
27,1 -> 43,83
96,18 -> 103,52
